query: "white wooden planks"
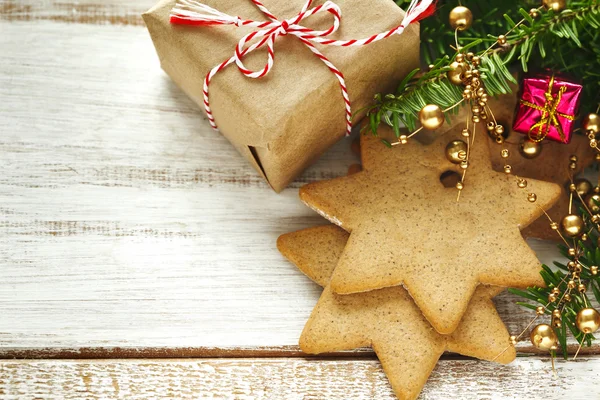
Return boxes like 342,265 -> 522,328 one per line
2,357 -> 600,399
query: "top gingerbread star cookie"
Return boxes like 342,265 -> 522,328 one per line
299,125 -> 561,333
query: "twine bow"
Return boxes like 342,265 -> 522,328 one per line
170,0 -> 435,136
519,75 -> 576,143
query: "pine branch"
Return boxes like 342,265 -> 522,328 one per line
374,1 -> 600,137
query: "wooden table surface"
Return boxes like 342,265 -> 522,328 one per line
1,1 -> 600,398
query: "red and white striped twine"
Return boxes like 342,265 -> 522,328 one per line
170,0 -> 435,136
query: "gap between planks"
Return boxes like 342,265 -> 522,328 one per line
2,344 -> 599,360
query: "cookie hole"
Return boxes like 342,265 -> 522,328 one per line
440,170 -> 462,188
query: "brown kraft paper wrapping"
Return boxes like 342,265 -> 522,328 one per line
143,0 -> 420,192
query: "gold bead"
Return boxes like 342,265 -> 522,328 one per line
568,248 -> 577,256
591,266 -> 599,275
480,93 -> 488,102
466,52 -> 474,61
495,125 -> 505,135
583,113 -> 600,134
472,114 -> 480,123
472,69 -> 480,77
552,309 -> 561,319
582,233 -> 589,242
461,128 -> 470,137
561,214 -> 584,237
578,283 -> 586,293
463,89 -> 473,99
456,182 -> 464,190
586,194 -> 600,213
501,149 -> 509,159
495,136 -> 505,144
478,100 -> 487,107
471,77 -> 480,87
504,165 -> 512,174
445,140 -> 468,164
569,183 -> 577,193
543,0 -> 566,12
572,272 -> 580,280
510,335 -> 517,345
530,324 -> 558,351
569,155 -> 578,162
553,318 -> 562,328
419,104 -> 445,130
480,112 -> 487,120
591,214 -> 600,224
471,105 -> 481,114
552,287 -> 560,295
455,53 -> 465,63
448,61 -> 466,86
527,193 -> 537,203
568,280 -> 576,289
517,179 -> 527,188
576,308 -> 600,334
487,122 -> 496,131
449,6 -> 473,31
569,161 -> 577,170
574,178 -> 593,197
519,138 -> 542,159
460,160 -> 469,169
568,261 -> 577,270
476,87 -> 485,97
465,72 -> 473,81
550,221 -> 558,230
529,8 -> 540,18
399,135 -> 408,144
548,293 -> 557,302
472,56 -> 480,65
536,306 -> 545,315
498,34 -> 507,45
564,293 -> 572,302
590,139 -> 598,148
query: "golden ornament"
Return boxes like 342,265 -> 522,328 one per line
576,308 -> 600,334
527,193 -> 537,203
448,61 -> 466,85
587,194 -> 600,213
578,283 -> 586,293
399,135 -> 408,145
561,214 -> 584,237
517,178 -> 527,188
504,165 -> 512,174
543,0 -> 566,12
419,104 -> 444,130
445,140 -> 469,164
498,34 -> 507,45
591,266 -> 599,275
574,178 -> 593,197
529,8 -> 540,18
501,149 -> 509,159
461,128 -> 470,137
530,324 -> 558,351
449,6 -> 473,31
568,248 -> 577,256
536,305 -> 545,315
456,182 -> 464,190
519,138 -> 542,159
583,113 -> 600,134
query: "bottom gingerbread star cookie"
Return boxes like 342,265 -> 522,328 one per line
278,225 -> 515,400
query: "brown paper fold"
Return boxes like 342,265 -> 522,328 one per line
144,0 -> 419,192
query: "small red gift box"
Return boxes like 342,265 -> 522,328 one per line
513,74 -> 582,144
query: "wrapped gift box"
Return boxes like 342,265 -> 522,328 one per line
513,74 -> 582,144
143,0 -> 419,192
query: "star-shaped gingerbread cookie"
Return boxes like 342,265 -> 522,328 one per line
278,225 -> 515,400
299,125 -> 561,333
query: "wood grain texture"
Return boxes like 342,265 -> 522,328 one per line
2,357 -> 600,399
0,5 -> 593,355
0,0 -> 152,25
